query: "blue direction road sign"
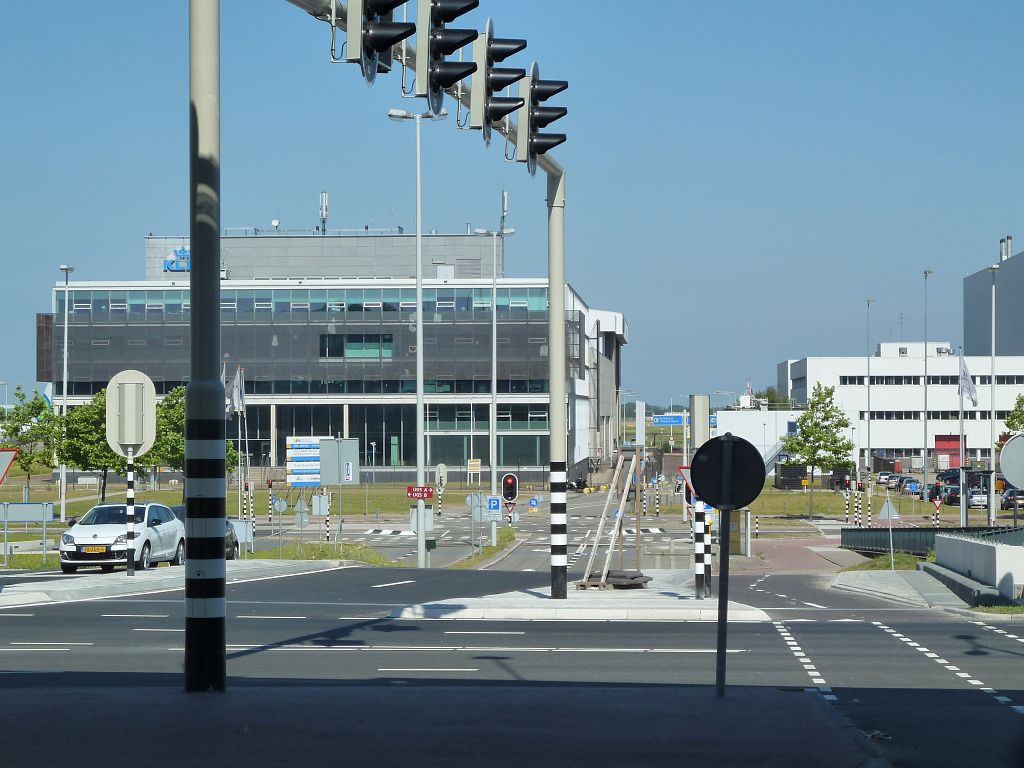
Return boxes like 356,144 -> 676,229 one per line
652,415 -> 684,426
529,496 -> 539,508
709,414 -> 718,428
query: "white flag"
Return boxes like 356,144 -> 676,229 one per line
230,367 -> 245,415
959,354 -> 978,408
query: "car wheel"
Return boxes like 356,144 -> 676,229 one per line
100,564 -> 115,573
171,540 -> 185,566
60,563 -> 78,574
137,543 -> 151,570
228,541 -> 239,561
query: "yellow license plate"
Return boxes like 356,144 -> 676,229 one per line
82,546 -> 107,554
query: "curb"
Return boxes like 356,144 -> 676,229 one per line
444,534 -> 526,570
829,573 -> 930,608
389,604 -> 770,622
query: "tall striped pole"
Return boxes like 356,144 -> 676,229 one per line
547,171 -> 567,599
126,448 -> 135,575
694,505 -> 707,598
185,0 -> 226,693
844,491 -> 850,525
248,485 -> 254,553
267,488 -> 273,530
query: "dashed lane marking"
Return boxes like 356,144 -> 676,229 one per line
773,621 -> 835,701
871,621 -> 1022,715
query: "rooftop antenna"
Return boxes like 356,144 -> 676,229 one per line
272,218 -> 280,232
319,191 -> 329,235
898,312 -> 905,342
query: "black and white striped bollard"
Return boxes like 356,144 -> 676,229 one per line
550,461 -> 567,597
654,484 -> 660,517
755,514 -> 759,539
126,448 -> 135,575
694,506 -> 708,598
844,491 -> 850,525
855,493 -> 862,528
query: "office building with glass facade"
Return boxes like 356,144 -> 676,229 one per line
37,231 -> 627,480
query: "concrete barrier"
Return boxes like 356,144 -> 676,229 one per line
935,533 -> 1024,601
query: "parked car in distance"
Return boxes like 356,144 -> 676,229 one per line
886,475 -> 902,489
169,506 -> 240,560
877,471 -> 892,485
967,490 -> 988,509
59,502 -> 185,574
944,488 -> 961,506
1000,488 -> 1024,510
936,469 -> 961,483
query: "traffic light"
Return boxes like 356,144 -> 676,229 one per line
515,62 -> 568,175
501,472 -> 519,502
416,0 -> 479,115
470,18 -> 526,145
346,0 -> 415,85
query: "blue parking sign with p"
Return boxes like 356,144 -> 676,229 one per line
487,496 -> 501,512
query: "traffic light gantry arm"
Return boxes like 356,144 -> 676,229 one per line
284,0 -> 564,178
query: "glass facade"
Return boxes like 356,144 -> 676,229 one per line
46,282 -> 560,469
52,285 -> 551,397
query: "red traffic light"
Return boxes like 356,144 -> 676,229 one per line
501,472 -> 519,502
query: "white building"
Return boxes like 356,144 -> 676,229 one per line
775,341 -> 1023,471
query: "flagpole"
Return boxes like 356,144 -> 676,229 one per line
241,368 -> 252,553
959,347 -> 967,527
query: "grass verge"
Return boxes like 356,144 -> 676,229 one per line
971,603 -> 1024,614
843,552 -> 924,571
247,542 -> 395,567
447,527 -> 516,569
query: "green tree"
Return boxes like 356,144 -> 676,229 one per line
0,385 -> 60,496
780,383 -> 854,517
754,385 -> 789,406
1004,393 -> 1024,434
151,386 -> 238,500
57,389 -> 129,502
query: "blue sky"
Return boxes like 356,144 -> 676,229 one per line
2,1 -> 1022,407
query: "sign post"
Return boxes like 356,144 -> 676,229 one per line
105,371 -> 156,576
690,433 -> 765,699
999,435 -> 1024,529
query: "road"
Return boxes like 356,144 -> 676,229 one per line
3,488 -> 1024,765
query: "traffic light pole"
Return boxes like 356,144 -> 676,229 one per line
284,0 -> 570,597
546,170 -> 567,599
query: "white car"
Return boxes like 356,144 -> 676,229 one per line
59,502 -> 186,574
967,490 -> 988,509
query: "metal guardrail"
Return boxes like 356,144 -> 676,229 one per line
951,527 -> 1024,546
839,526 -> 1007,556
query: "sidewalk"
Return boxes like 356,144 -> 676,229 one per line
391,569 -> 770,622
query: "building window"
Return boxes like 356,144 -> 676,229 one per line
899,347 -> 908,357
319,334 -> 394,360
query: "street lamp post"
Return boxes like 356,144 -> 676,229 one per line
923,270 -> 933,501
669,394 -> 685,451
475,223 -> 515,495
59,264 -> 74,523
866,299 -> 874,503
989,262 -> 1000,525
389,107 -> 446,568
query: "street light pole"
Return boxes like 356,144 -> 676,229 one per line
389,107 -> 446,568
989,262 -> 1000,525
923,270 -> 933,501
475,218 -> 514,497
866,299 -> 874,503
59,264 -> 74,523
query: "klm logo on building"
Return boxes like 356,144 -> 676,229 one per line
163,247 -> 191,272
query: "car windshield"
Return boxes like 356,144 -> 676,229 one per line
77,505 -> 144,525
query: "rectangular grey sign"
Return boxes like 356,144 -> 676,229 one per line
4,502 -> 55,523
319,438 -> 361,485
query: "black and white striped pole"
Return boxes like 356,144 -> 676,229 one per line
694,504 -> 707,599
843,490 -> 849,525
185,0 -> 226,693
126,448 -> 135,575
547,171 -> 568,600
105,370 -> 157,578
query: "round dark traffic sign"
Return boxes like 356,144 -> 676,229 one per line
690,433 -> 765,511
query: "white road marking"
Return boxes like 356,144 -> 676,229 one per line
10,641 -> 92,646
774,621 -> 833,701
802,602 -> 827,609
378,668 -> 478,673
444,631 -> 526,636
370,580 -> 416,589
133,628 -> 185,632
0,614 -> 35,617
170,644 -> 744,654
237,615 -> 308,620
102,614 -> 169,618
0,647 -> 71,651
